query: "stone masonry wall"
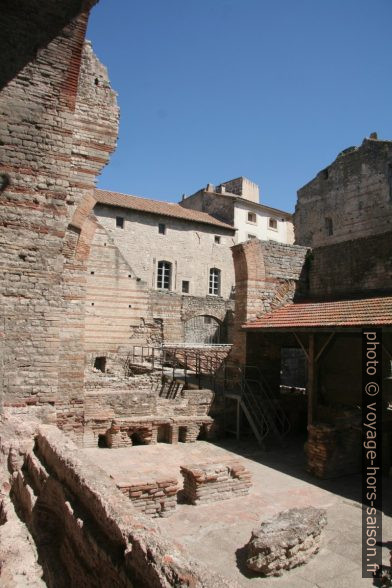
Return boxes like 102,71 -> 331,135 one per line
294,137 -> 392,247
231,239 -> 309,363
308,230 -> 392,299
94,203 -> 236,298
85,221 -> 235,351
0,5 -> 118,408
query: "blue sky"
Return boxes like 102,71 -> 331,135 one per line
87,0 -> 392,212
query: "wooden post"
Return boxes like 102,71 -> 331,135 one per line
236,397 -> 240,441
307,333 -> 315,426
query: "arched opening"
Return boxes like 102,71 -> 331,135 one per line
184,315 -> 223,344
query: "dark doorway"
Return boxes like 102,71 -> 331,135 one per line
94,356 -> 106,373
98,434 -> 108,448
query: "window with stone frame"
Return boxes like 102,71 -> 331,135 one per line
209,267 -> 221,296
157,260 -> 171,290
269,218 -> 278,230
247,211 -> 257,223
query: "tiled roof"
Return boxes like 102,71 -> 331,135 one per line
243,296 -> 392,330
94,189 -> 235,231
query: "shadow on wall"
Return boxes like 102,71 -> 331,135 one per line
0,0 -> 94,89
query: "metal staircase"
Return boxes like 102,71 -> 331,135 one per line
222,364 -> 290,447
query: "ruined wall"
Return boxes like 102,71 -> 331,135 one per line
0,5 -> 119,408
5,424 -> 235,587
231,239 -> 309,363
294,138 -> 392,247
308,230 -> 392,299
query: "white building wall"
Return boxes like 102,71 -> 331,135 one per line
233,201 -> 293,244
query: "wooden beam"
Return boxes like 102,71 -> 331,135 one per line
294,332 -> 309,360
315,332 -> 335,363
307,333 -> 315,426
382,343 -> 392,360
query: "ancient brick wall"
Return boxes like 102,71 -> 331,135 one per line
231,239 -> 309,363
308,230 -> 392,298
294,138 -> 392,247
6,424 -> 235,587
0,5 -> 119,407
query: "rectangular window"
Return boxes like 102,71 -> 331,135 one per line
158,223 -> 166,234
116,216 -> 124,229
157,260 -> 171,289
247,212 -> 256,223
269,218 -> 278,230
214,235 -> 221,244
182,280 -> 189,293
247,234 -> 256,240
209,268 -> 221,296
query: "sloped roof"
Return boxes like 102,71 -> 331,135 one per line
243,296 -> 392,330
94,189 -> 235,231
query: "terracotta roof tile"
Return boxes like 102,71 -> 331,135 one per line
94,189 -> 235,231
243,296 -> 392,330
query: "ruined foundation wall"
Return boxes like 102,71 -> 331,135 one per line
294,138 -> 392,247
5,424 -> 235,587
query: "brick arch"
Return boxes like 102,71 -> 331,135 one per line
183,314 -> 223,344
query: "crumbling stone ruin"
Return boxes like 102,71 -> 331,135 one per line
245,507 -> 327,576
180,461 -> 252,505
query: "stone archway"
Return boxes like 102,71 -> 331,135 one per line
184,315 -> 223,344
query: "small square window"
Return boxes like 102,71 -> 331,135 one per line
158,223 -> 166,234
247,234 -> 256,240
204,316 -> 212,324
182,280 -> 189,293
116,216 -> 124,229
214,235 -> 221,244
247,212 -> 256,223
269,218 -> 278,230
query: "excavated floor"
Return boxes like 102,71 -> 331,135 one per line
84,438 -> 392,587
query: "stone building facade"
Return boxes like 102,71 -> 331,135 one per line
294,135 -> 392,247
85,190 -> 236,352
180,176 -> 294,245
